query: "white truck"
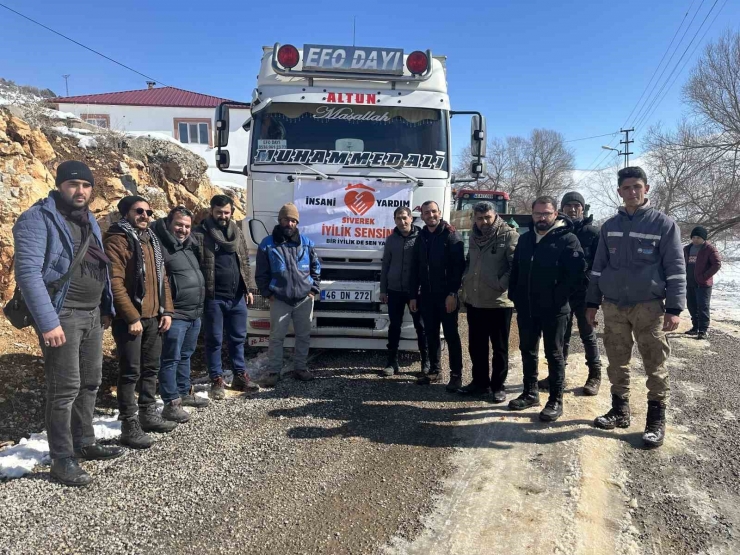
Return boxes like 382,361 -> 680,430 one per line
213,43 -> 486,350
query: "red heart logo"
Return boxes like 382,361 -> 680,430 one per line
345,189 -> 375,216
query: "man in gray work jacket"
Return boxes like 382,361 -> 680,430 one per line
586,166 -> 686,448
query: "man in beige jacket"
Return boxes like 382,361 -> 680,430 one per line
458,201 -> 519,403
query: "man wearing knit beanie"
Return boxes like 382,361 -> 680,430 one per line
55,160 -> 95,189
683,225 -> 722,340
256,203 -> 321,385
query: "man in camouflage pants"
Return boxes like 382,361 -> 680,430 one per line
586,166 -> 686,448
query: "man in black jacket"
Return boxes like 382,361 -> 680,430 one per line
152,207 -> 209,423
538,192 -> 602,396
508,196 -> 586,421
409,201 -> 465,390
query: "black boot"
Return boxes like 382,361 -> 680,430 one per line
381,350 -> 399,377
119,417 -> 153,450
537,377 -> 550,392
139,404 -> 177,433
643,400 -> 666,448
508,382 -> 540,411
539,392 -> 563,422
232,372 -> 260,392
74,443 -> 124,461
162,398 -> 191,423
50,457 -> 92,487
583,366 -> 601,396
684,327 -> 698,336
594,394 -> 631,429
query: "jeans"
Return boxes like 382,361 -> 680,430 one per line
267,296 -> 313,374
159,318 -> 201,403
112,317 -> 162,420
420,294 -> 463,376
517,312 -> 568,395
687,286 -> 712,332
204,296 -> 247,379
466,305 -> 513,391
38,307 -> 103,460
563,296 -> 601,371
387,290 -> 426,353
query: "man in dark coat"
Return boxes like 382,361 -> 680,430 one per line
683,226 -> 722,340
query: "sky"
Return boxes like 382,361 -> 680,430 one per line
0,0 -> 737,173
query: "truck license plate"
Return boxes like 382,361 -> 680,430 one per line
321,290 -> 372,302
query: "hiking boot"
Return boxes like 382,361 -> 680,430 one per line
491,388 -> 507,404
381,351 -> 399,377
697,331 -> 708,340
539,397 -> 563,422
162,399 -> 190,423
232,372 -> 260,392
139,405 -> 177,433
416,371 -> 441,385
594,394 -> 631,429
537,377 -> 550,392
583,368 -> 601,396
457,382 -> 490,396
684,327 -> 698,336
210,377 -> 226,400
294,369 -> 315,382
643,400 -> 666,448
50,457 -> 92,487
181,391 -> 209,408
446,375 -> 463,392
120,417 -> 153,450
260,373 -> 280,387
74,443 -> 124,461
508,384 -> 540,411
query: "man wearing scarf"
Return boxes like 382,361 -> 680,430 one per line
192,195 -> 258,400
105,195 -> 175,450
13,160 -> 120,486
458,201 -> 519,404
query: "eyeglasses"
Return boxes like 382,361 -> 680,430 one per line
135,208 -> 154,217
533,211 -> 554,219
173,206 -> 193,217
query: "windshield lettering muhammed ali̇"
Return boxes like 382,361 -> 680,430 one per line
251,103 -> 448,171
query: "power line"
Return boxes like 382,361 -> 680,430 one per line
564,131 -> 619,143
0,2 -> 170,88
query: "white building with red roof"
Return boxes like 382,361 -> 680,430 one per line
51,84 -> 250,188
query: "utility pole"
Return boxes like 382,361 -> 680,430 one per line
620,127 -> 634,168
62,74 -> 70,96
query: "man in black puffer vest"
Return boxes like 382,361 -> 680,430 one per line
508,196 -> 586,422
152,207 -> 209,423
538,192 -> 602,396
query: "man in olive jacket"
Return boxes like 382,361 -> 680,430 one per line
458,201 -> 518,403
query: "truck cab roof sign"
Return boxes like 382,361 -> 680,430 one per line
303,45 -> 404,75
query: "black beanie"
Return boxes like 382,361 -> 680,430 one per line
117,195 -> 149,216
690,226 -> 708,241
561,191 -> 585,210
55,160 -> 95,188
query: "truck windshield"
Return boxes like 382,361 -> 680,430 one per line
251,103 -> 448,172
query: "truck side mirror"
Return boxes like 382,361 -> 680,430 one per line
471,115 -> 486,158
471,159 -> 486,178
216,149 -> 231,170
215,104 -> 230,148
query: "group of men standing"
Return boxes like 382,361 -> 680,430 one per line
12,159 -> 723,487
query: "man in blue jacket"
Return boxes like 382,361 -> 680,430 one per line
256,203 -> 320,385
586,166 -> 686,448
12,160 -> 121,487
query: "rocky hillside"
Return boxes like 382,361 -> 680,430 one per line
0,107 -> 245,301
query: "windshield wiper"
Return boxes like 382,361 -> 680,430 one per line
342,164 -> 421,185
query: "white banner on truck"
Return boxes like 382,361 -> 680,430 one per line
294,179 -> 413,249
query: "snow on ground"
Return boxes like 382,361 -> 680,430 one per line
51,126 -> 98,149
712,259 -> 740,322
125,130 -> 182,145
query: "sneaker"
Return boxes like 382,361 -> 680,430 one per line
594,394 -> 631,429
294,369 -> 315,382
416,371 -> 441,385
583,375 -> 601,396
381,351 -> 399,377
643,400 -> 666,448
539,399 -> 563,422
537,378 -> 550,392
491,388 -> 507,404
139,405 -> 177,433
232,372 -> 260,392
120,417 -> 153,450
697,331 -> 708,340
684,327 -> 698,336
446,375 -> 463,392
181,393 -> 209,408
162,399 -> 190,423
50,457 -> 92,487
210,377 -> 226,400
458,382 -> 490,396
260,373 -> 280,387
74,443 -> 124,461
508,386 -> 540,411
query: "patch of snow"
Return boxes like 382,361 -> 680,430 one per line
0,413 -> 121,480
51,125 -> 98,149
712,259 -> 740,322
78,136 -> 98,149
125,131 -> 182,146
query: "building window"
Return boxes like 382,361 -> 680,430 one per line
80,114 -> 110,128
174,118 -> 211,146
